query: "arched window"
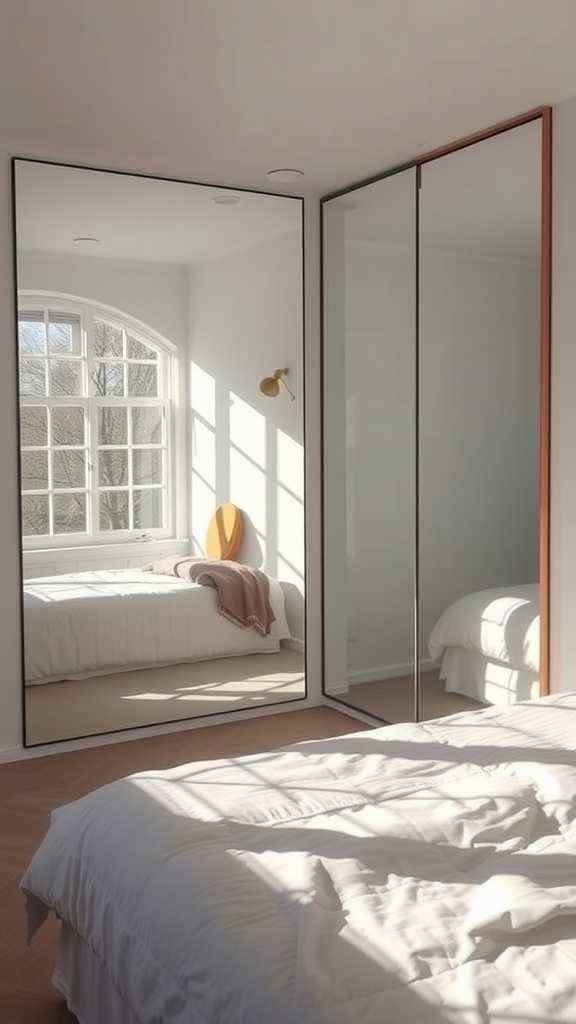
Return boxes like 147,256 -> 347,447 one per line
18,295 -> 175,546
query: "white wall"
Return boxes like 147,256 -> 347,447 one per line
188,231 -> 305,639
344,240 -> 416,679
419,248 -> 540,645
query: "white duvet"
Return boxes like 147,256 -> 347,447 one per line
428,582 -> 540,673
23,568 -> 291,684
21,694 -> 576,1024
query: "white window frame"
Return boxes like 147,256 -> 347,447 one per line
18,292 -> 178,550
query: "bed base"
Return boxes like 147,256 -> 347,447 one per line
54,923 -> 143,1024
440,646 -> 539,704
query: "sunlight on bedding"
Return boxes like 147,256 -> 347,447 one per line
22,697 -> 576,1022
480,592 -> 534,663
481,661 -> 523,704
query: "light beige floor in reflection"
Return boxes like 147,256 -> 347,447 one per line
335,669 -> 487,723
25,648 -> 305,745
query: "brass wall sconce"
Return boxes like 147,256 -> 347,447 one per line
259,368 -> 296,401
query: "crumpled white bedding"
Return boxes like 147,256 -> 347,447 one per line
21,694 -> 576,1024
23,568 -> 291,684
428,582 -> 540,672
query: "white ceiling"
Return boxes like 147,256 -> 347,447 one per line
14,160 -> 302,266
1,1 -> 576,196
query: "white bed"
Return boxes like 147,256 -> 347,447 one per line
428,583 -> 540,705
23,568 -> 291,685
21,693 -> 576,1024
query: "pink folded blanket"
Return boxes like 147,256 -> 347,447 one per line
143,556 -> 276,636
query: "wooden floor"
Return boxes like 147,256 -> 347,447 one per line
0,705 -> 362,1024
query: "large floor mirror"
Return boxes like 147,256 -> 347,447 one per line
13,159 -> 306,746
322,109 -> 550,723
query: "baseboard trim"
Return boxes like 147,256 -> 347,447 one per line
283,638 -> 305,654
348,658 -> 435,685
324,681 -> 350,696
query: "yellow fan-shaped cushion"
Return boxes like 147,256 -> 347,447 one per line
205,503 -> 244,561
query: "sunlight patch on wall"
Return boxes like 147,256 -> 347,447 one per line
277,485 -> 304,586
190,361 -> 217,551
277,428 -> 304,501
192,418 -> 216,489
230,446 -> 266,537
230,393 -> 266,466
229,392 -> 267,544
190,361 -> 215,426
277,427 -> 304,587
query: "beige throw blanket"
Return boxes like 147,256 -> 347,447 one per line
188,561 -> 276,637
143,557 -> 276,636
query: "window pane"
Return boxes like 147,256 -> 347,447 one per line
20,406 -> 48,448
99,491 -> 129,531
128,335 -> 156,360
20,359 -> 47,396
22,494 -> 49,536
52,407 -> 85,447
132,407 -> 163,444
128,363 -> 157,397
98,407 -> 127,445
18,304 -> 170,543
53,450 -> 86,490
92,362 -> 125,397
53,493 -> 86,534
98,449 -> 128,487
94,319 -> 123,357
50,359 -> 83,396
19,319 -> 46,355
133,489 -> 163,529
49,315 -> 81,355
133,449 -> 162,485
21,450 -> 48,490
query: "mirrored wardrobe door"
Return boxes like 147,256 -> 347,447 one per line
322,166 -> 418,722
418,118 -> 545,719
14,159 -> 306,747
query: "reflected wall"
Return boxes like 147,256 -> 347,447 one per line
322,167 -> 417,717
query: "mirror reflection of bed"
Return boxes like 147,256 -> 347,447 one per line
23,504 -> 304,745
14,159 -> 306,746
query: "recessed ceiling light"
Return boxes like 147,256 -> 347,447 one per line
212,194 -> 241,205
266,168 -> 305,183
72,236 -> 101,243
